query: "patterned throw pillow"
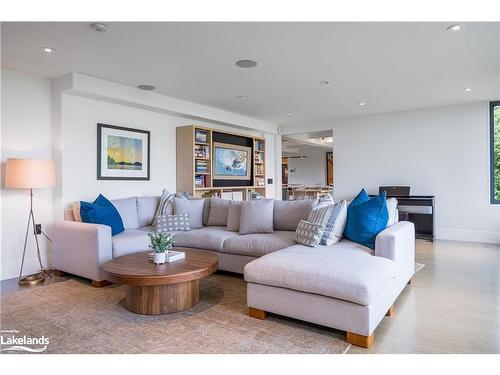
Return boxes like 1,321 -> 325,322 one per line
295,220 -> 325,247
155,214 -> 191,232
307,204 -> 334,227
320,200 -> 348,246
153,189 -> 176,226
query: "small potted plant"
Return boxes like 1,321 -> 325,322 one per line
148,232 -> 175,264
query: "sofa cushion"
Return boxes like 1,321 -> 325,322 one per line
174,197 -> 204,229
111,197 -> 139,229
239,199 -> 274,235
155,214 -> 191,232
173,226 -> 239,252
137,196 -> 160,227
273,200 -> 316,231
112,226 -> 155,258
224,231 -> 296,257
207,198 -> 230,226
226,201 -> 241,231
244,240 -> 396,306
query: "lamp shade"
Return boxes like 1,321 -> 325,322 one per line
5,159 -> 55,189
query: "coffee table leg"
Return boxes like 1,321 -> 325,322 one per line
125,280 -> 200,315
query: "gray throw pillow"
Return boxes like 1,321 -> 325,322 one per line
155,214 -> 191,232
226,201 -> 242,231
207,198 -> 230,226
273,199 -> 317,231
174,197 -> 204,229
295,220 -> 324,247
239,199 -> 274,235
320,200 -> 348,246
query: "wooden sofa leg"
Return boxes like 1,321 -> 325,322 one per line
91,280 -> 112,288
346,332 -> 374,348
385,305 -> 394,316
248,307 -> 267,320
53,269 -> 65,277
407,277 -> 413,285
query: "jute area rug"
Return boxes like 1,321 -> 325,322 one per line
1,273 -> 351,354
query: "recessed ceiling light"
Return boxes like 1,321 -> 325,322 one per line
287,112 -> 294,116
235,59 -> 258,68
91,23 -> 108,32
320,80 -> 332,85
358,102 -> 366,106
447,24 -> 463,32
237,95 -> 247,100
462,87 -> 472,92
40,47 -> 56,54
137,84 -> 156,91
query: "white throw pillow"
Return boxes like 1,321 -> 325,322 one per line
320,200 -> 347,246
386,198 -> 398,227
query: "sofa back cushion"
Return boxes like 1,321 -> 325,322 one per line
273,199 -> 317,231
207,198 -> 230,226
226,200 -> 242,231
240,199 -> 274,235
111,197 -> 139,229
174,197 -> 204,229
137,196 -> 160,227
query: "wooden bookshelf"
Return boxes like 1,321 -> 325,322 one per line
176,125 -> 267,200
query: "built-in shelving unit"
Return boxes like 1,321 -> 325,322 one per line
176,125 -> 267,200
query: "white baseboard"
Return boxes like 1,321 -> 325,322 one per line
436,228 -> 500,244
1,254 -> 53,281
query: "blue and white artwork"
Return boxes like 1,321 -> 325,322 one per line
214,144 -> 250,179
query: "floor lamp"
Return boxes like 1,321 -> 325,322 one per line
5,158 -> 55,286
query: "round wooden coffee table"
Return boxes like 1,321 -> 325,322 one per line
103,248 -> 218,315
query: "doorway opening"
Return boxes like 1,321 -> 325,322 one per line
281,130 -> 333,201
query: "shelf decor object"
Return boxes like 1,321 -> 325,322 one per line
5,158 -> 56,286
97,123 -> 150,180
176,125 -> 266,200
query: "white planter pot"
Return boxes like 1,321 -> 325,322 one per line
153,252 -> 166,265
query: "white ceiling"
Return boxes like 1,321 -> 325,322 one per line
2,22 -> 499,131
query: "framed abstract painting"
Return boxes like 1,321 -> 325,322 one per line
97,123 -> 150,180
213,142 -> 251,180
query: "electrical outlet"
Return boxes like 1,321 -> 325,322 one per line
35,224 -> 42,235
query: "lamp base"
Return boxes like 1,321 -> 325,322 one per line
19,272 -> 45,286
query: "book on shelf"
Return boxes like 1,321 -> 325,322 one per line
194,144 -> 210,159
195,129 -> 208,143
254,139 -> 264,151
195,175 -> 208,188
254,152 -> 264,164
195,160 -> 208,173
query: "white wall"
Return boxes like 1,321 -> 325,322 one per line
1,69 -> 53,279
288,146 -> 329,185
333,102 -> 500,244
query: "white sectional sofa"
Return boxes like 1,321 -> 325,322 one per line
52,195 -> 415,348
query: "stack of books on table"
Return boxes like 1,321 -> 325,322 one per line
148,251 -> 185,263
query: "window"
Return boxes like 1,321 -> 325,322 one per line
491,101 -> 500,204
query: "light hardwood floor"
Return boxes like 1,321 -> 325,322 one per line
1,239 -> 499,354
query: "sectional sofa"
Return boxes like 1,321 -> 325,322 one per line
52,196 -> 415,348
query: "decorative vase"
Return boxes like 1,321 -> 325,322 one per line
153,252 -> 166,265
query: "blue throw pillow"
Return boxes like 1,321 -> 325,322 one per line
80,194 -> 124,236
344,189 -> 388,250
